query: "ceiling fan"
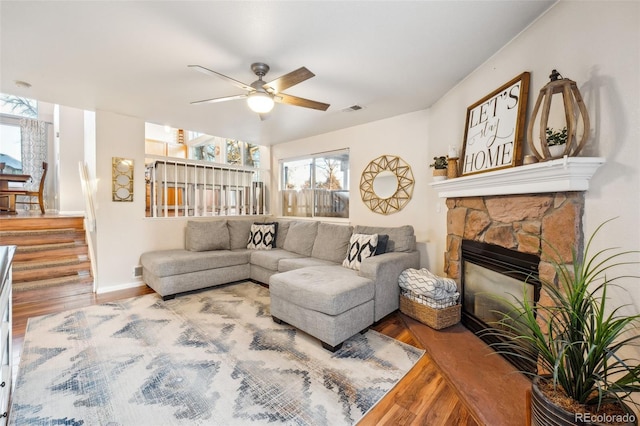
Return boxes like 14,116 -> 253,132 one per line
189,63 -> 330,118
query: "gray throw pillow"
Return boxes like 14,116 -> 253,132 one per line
185,220 -> 230,251
283,221 -> 319,256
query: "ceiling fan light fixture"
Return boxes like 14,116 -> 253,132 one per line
247,91 -> 274,113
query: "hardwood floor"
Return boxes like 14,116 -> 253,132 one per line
11,283 -> 480,425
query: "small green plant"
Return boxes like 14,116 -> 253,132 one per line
489,218 -> 640,416
429,156 -> 448,169
546,127 -> 568,146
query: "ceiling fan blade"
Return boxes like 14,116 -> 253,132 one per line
190,94 -> 247,105
264,67 -> 315,93
188,65 -> 254,92
275,93 -> 330,111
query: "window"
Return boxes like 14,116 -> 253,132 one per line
0,94 -> 38,173
281,149 -> 349,218
0,122 -> 22,173
1,94 -> 37,118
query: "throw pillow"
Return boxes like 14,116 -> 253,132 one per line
375,234 -> 389,255
247,223 -> 278,250
342,233 -> 379,270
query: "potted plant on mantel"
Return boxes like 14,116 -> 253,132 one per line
546,126 -> 568,158
489,219 -> 640,426
430,156 -> 448,181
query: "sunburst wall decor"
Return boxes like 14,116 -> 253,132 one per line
359,155 -> 414,215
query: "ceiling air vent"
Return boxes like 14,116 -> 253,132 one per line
341,104 -> 365,112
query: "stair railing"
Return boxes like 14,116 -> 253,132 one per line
78,162 -> 98,291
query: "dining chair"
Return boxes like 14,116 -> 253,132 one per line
4,162 -> 48,214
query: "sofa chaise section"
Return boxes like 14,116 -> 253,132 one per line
141,249 -> 251,300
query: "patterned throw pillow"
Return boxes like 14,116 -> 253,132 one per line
247,223 -> 277,250
342,233 -> 379,270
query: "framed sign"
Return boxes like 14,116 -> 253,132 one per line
460,72 -> 530,176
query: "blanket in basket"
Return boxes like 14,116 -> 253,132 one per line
398,268 -> 459,307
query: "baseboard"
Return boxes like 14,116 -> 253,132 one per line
96,280 -> 146,294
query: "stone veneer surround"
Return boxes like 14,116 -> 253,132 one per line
445,192 -> 585,286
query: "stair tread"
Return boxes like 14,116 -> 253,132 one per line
13,274 -> 93,292
2,215 -> 93,293
16,242 -> 80,252
13,256 -> 89,271
0,227 -> 80,236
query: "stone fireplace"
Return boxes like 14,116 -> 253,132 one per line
444,191 -> 585,285
430,157 -> 604,370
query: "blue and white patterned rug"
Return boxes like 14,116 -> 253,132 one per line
10,282 -> 424,425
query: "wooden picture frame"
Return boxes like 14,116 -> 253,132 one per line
460,72 -> 530,176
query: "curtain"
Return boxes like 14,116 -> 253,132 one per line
20,118 -> 48,192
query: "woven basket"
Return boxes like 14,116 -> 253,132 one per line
399,290 -> 461,330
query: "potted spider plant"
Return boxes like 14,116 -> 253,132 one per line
546,126 -> 568,158
489,219 -> 640,425
430,156 -> 448,181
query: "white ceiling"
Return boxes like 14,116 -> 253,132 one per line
1,1 -> 554,146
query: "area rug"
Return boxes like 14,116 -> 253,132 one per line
10,282 -> 424,425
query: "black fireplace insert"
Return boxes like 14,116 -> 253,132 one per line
460,239 -> 541,374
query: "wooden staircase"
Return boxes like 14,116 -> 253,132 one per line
0,216 -> 93,302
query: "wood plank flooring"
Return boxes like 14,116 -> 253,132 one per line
11,283 -> 480,425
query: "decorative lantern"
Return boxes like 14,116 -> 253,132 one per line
527,70 -> 590,161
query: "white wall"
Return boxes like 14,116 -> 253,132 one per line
93,110 -> 188,292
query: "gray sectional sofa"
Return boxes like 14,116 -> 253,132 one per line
140,217 -> 419,351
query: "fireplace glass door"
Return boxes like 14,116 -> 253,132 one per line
460,240 -> 540,373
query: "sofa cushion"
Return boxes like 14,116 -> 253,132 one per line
311,222 -> 353,264
283,221 -> 318,256
185,220 -> 230,251
247,223 -> 277,250
140,249 -> 249,277
353,225 -> 415,252
228,219 -> 258,250
250,248 -> 305,271
342,233 -> 378,270
278,256 -> 338,272
275,220 -> 291,249
269,266 -> 374,316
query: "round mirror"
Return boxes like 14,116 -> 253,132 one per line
116,174 -> 130,185
372,171 -> 398,199
116,187 -> 131,199
116,160 -> 131,173
359,155 -> 415,215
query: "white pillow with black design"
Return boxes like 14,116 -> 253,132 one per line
342,233 -> 379,270
247,223 -> 277,250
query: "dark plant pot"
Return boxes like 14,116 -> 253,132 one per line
531,377 -> 638,426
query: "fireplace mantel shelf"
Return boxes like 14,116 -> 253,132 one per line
430,156 -> 605,198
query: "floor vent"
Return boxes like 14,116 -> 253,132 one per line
133,265 -> 143,278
